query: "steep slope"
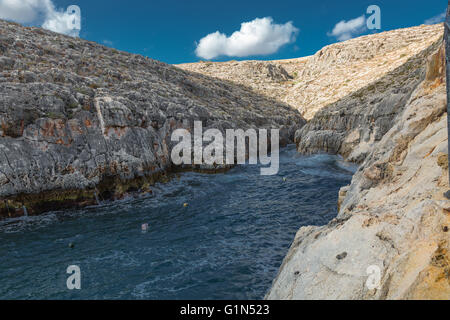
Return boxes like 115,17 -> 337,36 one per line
295,36 -> 443,163
179,24 -> 443,120
267,40 -> 450,300
0,19 -> 305,218
178,57 -> 309,107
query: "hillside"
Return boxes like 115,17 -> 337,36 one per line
268,43 -> 450,299
0,19 -> 305,217
179,24 -> 443,120
181,23 -> 450,300
0,18 -> 448,299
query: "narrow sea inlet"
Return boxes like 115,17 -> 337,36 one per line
0,146 -> 356,299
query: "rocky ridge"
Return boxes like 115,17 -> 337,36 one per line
179,24 -> 443,120
295,36 -> 443,163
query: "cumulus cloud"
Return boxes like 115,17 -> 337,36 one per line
328,15 -> 367,41
424,11 -> 446,25
195,17 -> 299,60
0,0 -> 80,37
42,5 -> 81,37
0,0 -> 45,23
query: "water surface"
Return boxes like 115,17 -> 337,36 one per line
0,146 -> 356,299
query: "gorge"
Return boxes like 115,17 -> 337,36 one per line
0,18 -> 449,299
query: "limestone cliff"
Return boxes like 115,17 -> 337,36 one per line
295,34 -> 444,163
0,19 -> 305,218
181,24 -> 449,299
266,37 -> 450,299
1,17 -> 448,299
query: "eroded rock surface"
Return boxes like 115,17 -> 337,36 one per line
183,24 -> 450,299
1,17 -> 448,300
267,41 -> 450,300
295,38 -> 444,163
0,19 -> 305,217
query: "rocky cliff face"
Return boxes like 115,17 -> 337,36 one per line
0,19 -> 305,218
295,36 -> 443,163
181,26 -> 449,300
178,58 -> 308,108
1,17 -> 448,299
267,36 -> 450,299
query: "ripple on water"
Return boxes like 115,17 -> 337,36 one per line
0,146 -> 355,299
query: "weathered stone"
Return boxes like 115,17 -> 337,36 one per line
0,19 -> 305,217
438,153 -> 449,170
267,40 -> 450,300
295,38 -> 443,164
1,16 -> 449,300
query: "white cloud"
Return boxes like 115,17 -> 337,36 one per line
42,6 -> 80,37
0,0 -> 80,37
328,15 -> 366,41
424,11 -> 446,25
195,17 -> 299,60
0,0 -> 47,23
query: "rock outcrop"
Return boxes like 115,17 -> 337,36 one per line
181,26 -> 449,300
0,19 -> 305,218
295,36 -> 444,163
267,35 -> 450,300
178,59 -> 306,106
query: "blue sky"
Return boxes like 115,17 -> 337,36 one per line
1,0 -> 447,64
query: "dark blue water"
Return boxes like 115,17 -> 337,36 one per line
0,146 -> 356,300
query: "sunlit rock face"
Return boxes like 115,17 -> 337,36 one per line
180,23 -> 449,300
179,24 -> 443,120
295,35 -> 444,164
0,15 -> 448,300
267,31 -> 450,300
